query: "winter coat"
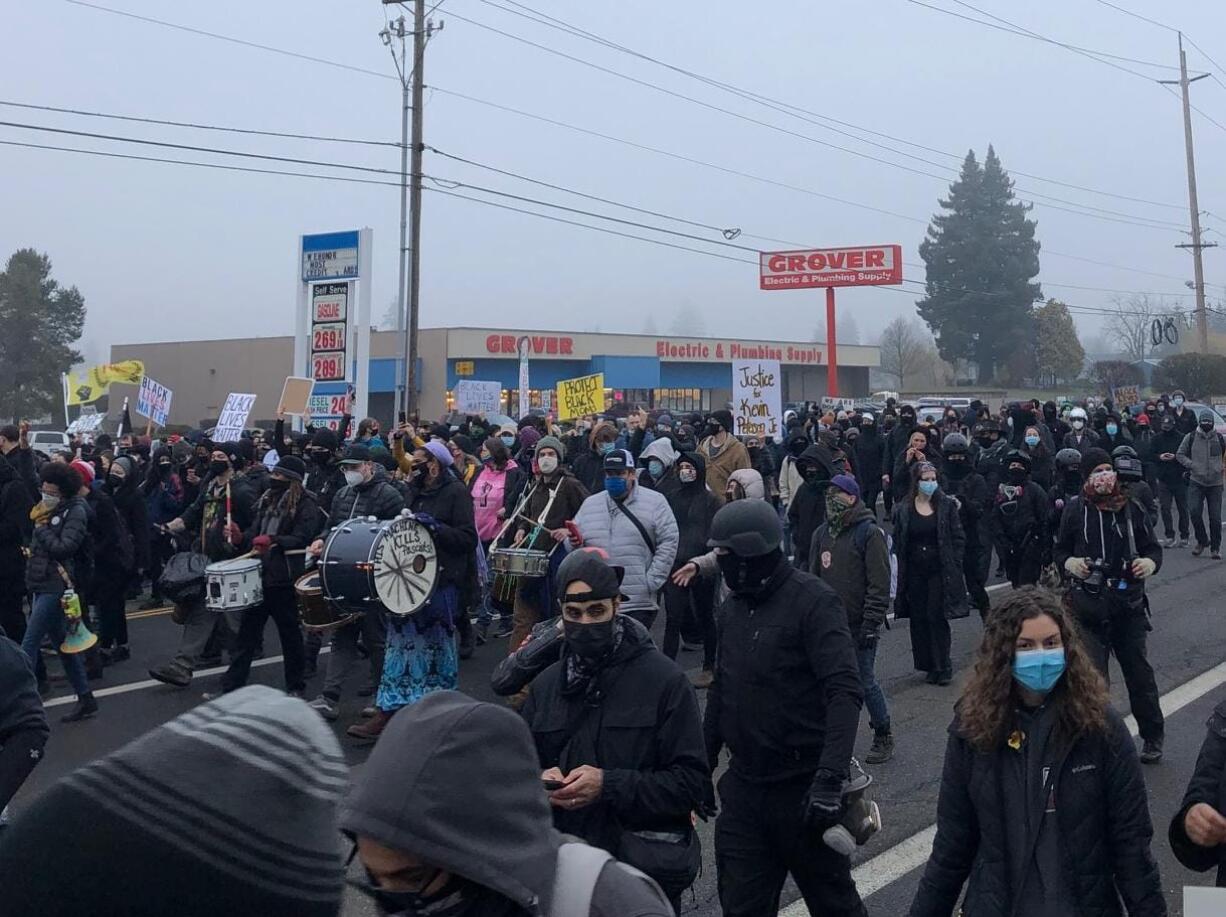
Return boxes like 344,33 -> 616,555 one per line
883,422 -> 917,486
1054,496 -> 1162,622
572,423 -> 618,496
975,438 -> 1013,492
704,560 -> 863,782
26,494 -> 92,595
891,493 -> 968,620
942,467 -> 989,551
471,461 -> 525,543
1149,429 -> 1187,487
179,474 -> 258,562
1062,429 -> 1102,458
639,438 -> 682,500
1177,428 -> 1225,488
853,428 -> 885,484
778,432 -> 810,508
522,621 -> 710,854
0,455 -> 33,582
697,435 -> 751,504
1171,406 -> 1199,436
909,709 -> 1166,917
510,470 -> 589,553
141,455 -> 185,526
747,445 -> 776,495
987,481 -> 1049,557
788,444 -> 847,571
327,467 -> 404,523
809,500 -> 891,640
87,489 -> 134,587
572,485 -> 679,616
304,458 -> 348,514
665,451 -> 722,565
0,635 -> 48,807
1170,699 -> 1226,886
238,488 -> 326,589
406,473 -> 478,591
892,444 -> 942,501
2,446 -> 38,504
338,690 -> 675,917
106,475 -> 150,574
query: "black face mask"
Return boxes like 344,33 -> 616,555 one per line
268,477 -> 291,492
309,450 -> 331,465
157,462 -> 172,474
900,415 -> 915,427
563,617 -> 617,661
945,458 -> 970,479
1062,470 -> 1082,490
1201,422 -> 1215,432
209,460 -> 229,476
717,548 -> 783,596
976,435 -> 995,448
1006,466 -> 1028,485
705,423 -> 722,439
351,867 -> 469,917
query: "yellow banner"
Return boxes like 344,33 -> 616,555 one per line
65,360 -> 145,406
555,373 -> 605,421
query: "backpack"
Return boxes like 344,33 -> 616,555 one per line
551,842 -> 672,917
850,517 -> 898,601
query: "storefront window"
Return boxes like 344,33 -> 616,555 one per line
652,389 -> 708,413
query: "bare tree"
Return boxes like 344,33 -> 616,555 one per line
1107,294 -> 1182,362
668,303 -> 706,336
813,314 -> 859,344
878,316 -> 930,389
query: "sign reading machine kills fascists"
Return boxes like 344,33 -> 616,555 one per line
732,360 -> 782,438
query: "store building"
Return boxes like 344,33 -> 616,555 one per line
110,326 -> 879,428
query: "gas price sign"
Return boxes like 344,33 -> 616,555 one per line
310,283 -> 349,383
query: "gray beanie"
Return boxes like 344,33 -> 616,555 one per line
536,435 -> 566,460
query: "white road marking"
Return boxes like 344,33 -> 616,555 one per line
42,647 -> 333,708
779,658 -> 1226,915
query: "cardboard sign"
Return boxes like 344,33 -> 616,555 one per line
454,380 -> 503,415
215,393 -> 256,442
278,376 -> 315,416
136,375 -> 173,427
556,373 -> 606,421
732,359 -> 782,438
1112,385 -> 1140,408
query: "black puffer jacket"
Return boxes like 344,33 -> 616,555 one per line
891,492 -> 968,620
0,455 -> 33,581
327,467 -> 404,523
26,495 -> 92,594
1170,700 -> 1226,886
666,451 -> 722,564
910,709 -> 1166,917
521,620 -> 709,854
406,472 -> 477,590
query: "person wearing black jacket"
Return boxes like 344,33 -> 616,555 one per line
0,633 -> 47,827
909,588 -> 1165,917
0,425 -> 38,503
893,463 -> 967,686
1055,447 -> 1165,764
1043,400 -> 1071,444
941,433 -> 990,617
891,429 -> 941,505
1150,414 -> 1191,548
852,412 -> 885,518
788,442 -> 846,571
348,440 -> 476,744
0,454 -> 33,644
523,549 -> 709,911
301,427 -> 348,515
987,450 -> 1049,589
97,456 -> 148,663
704,500 -> 866,917
149,445 -> 258,689
881,404 -> 917,517
1170,700 -> 1226,886
208,457 -> 324,699
660,452 -> 722,675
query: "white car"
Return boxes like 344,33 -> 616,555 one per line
28,431 -> 70,451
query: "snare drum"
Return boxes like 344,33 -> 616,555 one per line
205,557 -> 264,612
488,547 -> 551,579
321,516 -> 439,617
294,570 -> 361,631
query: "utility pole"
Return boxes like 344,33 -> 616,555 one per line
381,0 -> 438,421
1161,33 -> 1216,354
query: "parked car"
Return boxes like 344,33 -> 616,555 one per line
28,430 -> 70,451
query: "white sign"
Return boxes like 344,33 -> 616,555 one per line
215,393 -> 257,442
67,413 -> 106,434
517,336 -> 531,415
301,231 -> 360,282
732,359 -> 782,439
136,375 -> 173,427
455,380 -> 503,415
311,286 -> 348,323
820,396 -> 858,411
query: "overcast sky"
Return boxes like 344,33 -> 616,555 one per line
5,0 -> 1226,362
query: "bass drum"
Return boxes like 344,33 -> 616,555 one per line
320,515 -> 439,617
295,570 -> 362,631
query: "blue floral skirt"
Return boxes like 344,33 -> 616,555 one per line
376,585 -> 459,712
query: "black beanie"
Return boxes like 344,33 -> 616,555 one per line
274,454 -> 306,482
1081,448 -> 1112,481
0,686 -> 346,917
310,428 -> 339,452
711,409 -> 734,433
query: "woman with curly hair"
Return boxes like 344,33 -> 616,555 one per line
909,587 -> 1166,917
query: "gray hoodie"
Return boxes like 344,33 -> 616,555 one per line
338,691 -> 673,917
1177,427 -> 1224,488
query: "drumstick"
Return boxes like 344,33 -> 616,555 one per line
226,481 -> 233,533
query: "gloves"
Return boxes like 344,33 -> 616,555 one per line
251,534 -> 274,555
413,511 -> 439,532
858,630 -> 879,651
226,522 -> 243,546
801,772 -> 846,831
1132,557 -> 1157,579
1064,556 -> 1090,579
697,779 -> 719,821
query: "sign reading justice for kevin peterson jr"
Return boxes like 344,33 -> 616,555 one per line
759,244 -> 902,290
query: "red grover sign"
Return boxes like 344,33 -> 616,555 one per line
759,244 -> 903,290
485,334 -> 574,356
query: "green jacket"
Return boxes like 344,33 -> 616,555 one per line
809,500 -> 891,640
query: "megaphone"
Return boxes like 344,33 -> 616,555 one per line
59,591 -> 98,654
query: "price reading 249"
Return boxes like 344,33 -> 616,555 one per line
312,351 -> 346,382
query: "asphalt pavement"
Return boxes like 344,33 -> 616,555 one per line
13,539 -> 1226,917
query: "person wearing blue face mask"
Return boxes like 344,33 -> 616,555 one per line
910,588 -> 1165,917
891,462 -> 968,686
1101,412 -> 1133,453
1019,424 -> 1053,490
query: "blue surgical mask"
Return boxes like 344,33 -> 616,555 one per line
598,441 -> 615,455
1173,397 -> 1184,408
500,434 -> 515,448
1106,423 -> 1118,436
1013,647 -> 1066,694
647,459 -> 664,479
1024,434 -> 1039,448
918,480 -> 938,497
605,475 -> 628,499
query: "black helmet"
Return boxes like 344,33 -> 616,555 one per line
1112,445 -> 1144,481
707,500 -> 782,557
942,432 -> 969,454
1055,448 -> 1081,472
1005,449 -> 1032,471
1110,445 -> 1138,460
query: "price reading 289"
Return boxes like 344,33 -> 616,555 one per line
312,351 -> 346,382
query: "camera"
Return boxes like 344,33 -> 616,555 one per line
1083,558 -> 1107,594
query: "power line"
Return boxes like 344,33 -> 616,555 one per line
0,100 -> 400,148
1091,0 -> 1177,33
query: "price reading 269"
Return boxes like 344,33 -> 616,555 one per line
312,323 -> 346,352
312,351 -> 346,382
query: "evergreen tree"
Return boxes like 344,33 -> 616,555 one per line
917,147 -> 1041,383
0,249 -> 85,422
1034,299 -> 1086,384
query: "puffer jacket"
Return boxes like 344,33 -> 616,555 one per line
910,709 -> 1165,917
327,466 -> 404,523
891,492 -> 968,620
572,484 -> 679,615
26,495 -> 92,595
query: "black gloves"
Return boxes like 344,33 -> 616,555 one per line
801,770 -> 846,831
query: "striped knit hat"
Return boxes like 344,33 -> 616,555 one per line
0,686 -> 348,917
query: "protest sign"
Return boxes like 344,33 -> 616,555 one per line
67,413 -> 106,435
555,373 -> 605,421
454,380 -> 503,415
215,393 -> 256,442
1112,385 -> 1140,408
278,376 -> 315,416
732,359 -> 782,438
135,375 -> 173,427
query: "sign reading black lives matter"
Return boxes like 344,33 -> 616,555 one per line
215,393 -> 257,443
732,359 -> 782,438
